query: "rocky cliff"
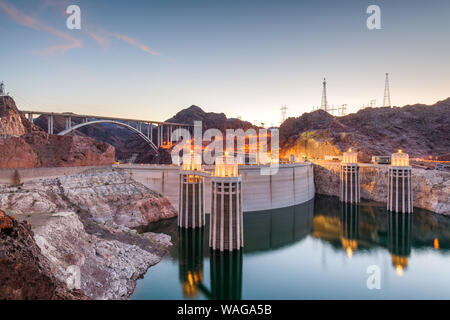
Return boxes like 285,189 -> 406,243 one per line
31,212 -> 170,300
0,169 -> 177,299
0,96 -> 115,168
0,211 -> 89,300
0,96 -> 39,136
313,162 -> 449,215
280,98 -> 450,162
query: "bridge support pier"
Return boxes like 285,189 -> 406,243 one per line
64,116 -> 72,130
47,114 -> 54,134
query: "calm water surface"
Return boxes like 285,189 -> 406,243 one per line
131,195 -> 450,299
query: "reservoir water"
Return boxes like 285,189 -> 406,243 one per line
131,195 -> 450,299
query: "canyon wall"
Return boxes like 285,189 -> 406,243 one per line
313,162 -> 449,215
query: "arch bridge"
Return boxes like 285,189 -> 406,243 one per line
20,111 -> 192,154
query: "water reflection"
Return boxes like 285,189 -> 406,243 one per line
243,199 -> 314,252
178,227 -> 243,300
387,212 -> 412,276
133,195 -> 450,300
340,204 -> 360,258
210,251 -> 243,300
178,228 -> 204,298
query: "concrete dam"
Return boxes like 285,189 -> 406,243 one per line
116,162 -> 315,214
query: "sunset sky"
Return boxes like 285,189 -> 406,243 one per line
1,0 -> 449,126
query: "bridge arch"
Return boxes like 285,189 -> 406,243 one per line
58,120 -> 159,154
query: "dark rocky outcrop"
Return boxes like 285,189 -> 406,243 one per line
166,105 -> 255,132
0,210 -> 88,300
280,98 -> 450,162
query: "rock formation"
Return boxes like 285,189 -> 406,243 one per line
0,169 -> 177,299
0,96 -> 39,136
166,105 -> 255,132
0,169 -> 177,228
0,96 -> 115,168
32,212 -> 169,300
0,210 -> 89,300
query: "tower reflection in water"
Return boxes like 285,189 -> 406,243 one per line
340,203 -> 360,258
177,200 -> 314,299
178,228 -> 204,298
210,250 -> 243,300
388,212 -> 413,276
178,226 -> 243,300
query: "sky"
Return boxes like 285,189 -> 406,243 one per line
1,0 -> 449,126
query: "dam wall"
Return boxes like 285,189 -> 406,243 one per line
0,165 -> 112,185
116,163 -> 315,213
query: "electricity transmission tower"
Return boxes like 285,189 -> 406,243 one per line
321,78 -> 328,112
280,105 -> 288,124
383,73 -> 391,107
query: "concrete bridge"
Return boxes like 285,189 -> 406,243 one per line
20,110 -> 192,153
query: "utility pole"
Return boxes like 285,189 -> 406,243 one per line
0,82 -> 5,96
383,73 -> 391,107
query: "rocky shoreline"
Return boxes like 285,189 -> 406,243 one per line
0,169 -> 177,299
313,162 -> 449,215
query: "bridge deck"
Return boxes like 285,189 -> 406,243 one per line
19,110 -> 192,127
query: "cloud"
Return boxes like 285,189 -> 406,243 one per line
0,0 -> 81,53
0,1 -> 159,57
87,30 -> 110,48
112,33 -> 159,56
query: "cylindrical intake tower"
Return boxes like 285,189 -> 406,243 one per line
340,149 -> 360,204
387,150 -> 413,213
209,155 -> 243,251
178,152 -> 207,228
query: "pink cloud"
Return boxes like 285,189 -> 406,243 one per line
87,30 -> 110,48
0,0 -> 82,53
112,33 -> 159,56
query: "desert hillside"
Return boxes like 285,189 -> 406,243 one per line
279,98 -> 450,162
